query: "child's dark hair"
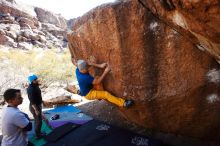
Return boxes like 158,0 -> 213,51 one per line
3,89 -> 21,102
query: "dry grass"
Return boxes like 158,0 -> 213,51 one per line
0,46 -> 76,95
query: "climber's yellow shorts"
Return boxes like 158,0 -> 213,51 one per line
85,89 -> 125,107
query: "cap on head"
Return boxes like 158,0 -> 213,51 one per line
77,60 -> 88,71
28,74 -> 38,84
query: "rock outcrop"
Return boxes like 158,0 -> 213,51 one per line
67,18 -> 76,30
35,7 -> 67,29
0,0 -> 68,50
140,0 -> 220,63
68,0 -> 220,142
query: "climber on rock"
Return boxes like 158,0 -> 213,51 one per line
75,59 -> 134,108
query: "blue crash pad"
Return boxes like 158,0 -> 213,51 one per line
44,112 -> 93,128
43,105 -> 81,113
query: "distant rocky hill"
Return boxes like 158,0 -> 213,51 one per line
0,0 -> 73,50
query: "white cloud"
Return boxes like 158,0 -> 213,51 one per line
17,0 -> 115,19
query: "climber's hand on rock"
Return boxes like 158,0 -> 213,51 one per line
104,65 -> 111,73
100,63 -> 107,69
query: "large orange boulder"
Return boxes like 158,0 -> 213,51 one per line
67,0 -> 220,141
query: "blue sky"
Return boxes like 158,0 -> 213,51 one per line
18,0 -> 115,19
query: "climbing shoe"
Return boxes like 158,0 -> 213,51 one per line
123,99 -> 134,108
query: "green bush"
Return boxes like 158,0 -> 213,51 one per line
0,48 -> 76,92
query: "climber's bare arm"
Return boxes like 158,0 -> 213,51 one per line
88,62 -> 107,69
93,65 -> 110,85
71,57 -> 77,66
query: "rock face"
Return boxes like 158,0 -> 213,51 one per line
68,0 -> 220,142
35,7 -> 67,29
67,18 -> 76,30
0,0 -> 38,28
0,0 -> 68,50
140,0 -> 220,62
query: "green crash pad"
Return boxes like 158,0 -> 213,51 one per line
28,121 -> 52,146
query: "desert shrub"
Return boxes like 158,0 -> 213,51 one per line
0,47 -> 76,95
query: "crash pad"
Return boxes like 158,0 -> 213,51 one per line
44,120 -> 163,146
44,122 -> 80,142
43,105 -> 81,113
28,121 -> 52,146
44,112 -> 93,128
